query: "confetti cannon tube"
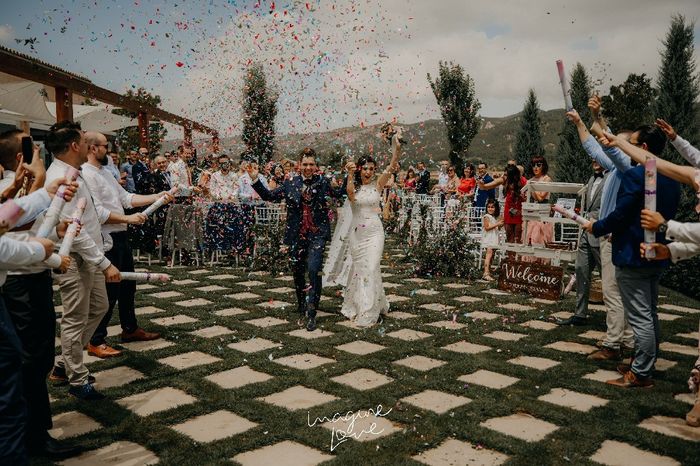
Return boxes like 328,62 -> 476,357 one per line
44,253 -> 62,269
119,272 -> 171,282
556,59 -> 573,111
644,158 -> 657,258
0,199 -> 25,236
142,186 -> 178,217
551,204 -> 588,226
57,198 -> 87,256
36,167 -> 80,238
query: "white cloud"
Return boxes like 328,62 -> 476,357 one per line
0,24 -> 14,43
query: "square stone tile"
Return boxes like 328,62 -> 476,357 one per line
158,351 -> 222,370
481,289 -> 510,296
590,440 -> 681,466
582,369 -> 620,383
443,283 -> 466,289
426,320 -> 467,329
148,291 -> 183,299
93,366 -> 145,390
228,338 -> 280,353
676,331 -> 698,341
231,441 -> 332,466
244,317 -> 289,328
508,356 -> 560,370
545,341 -> 597,355
420,303 -> 455,311
550,311 -> 573,319
639,416 -> 700,442
59,441 -> 159,466
331,368 -> 394,390
389,311 -> 418,319
405,278 -> 429,283
135,306 -> 166,315
117,387 -> 197,416
172,410 -> 257,442
387,329 -> 432,341
480,413 -> 559,442
194,285 -> 230,292
320,410 -> 400,442
659,303 -> 700,314
258,300 -> 292,309
188,269 -> 211,275
532,298 -> 556,305
175,298 -> 212,307
49,411 -> 101,440
236,280 -> 266,287
578,330 -> 607,341
538,388 -> 609,412
207,274 -> 237,280
106,324 -> 122,336
484,331 -> 527,341
453,295 -> 483,303
458,370 -> 520,389
588,304 -> 607,312
257,385 -> 338,410
151,314 -> 199,326
335,340 -> 386,355
287,328 -> 334,339
658,313 -> 682,321
442,341 -> 492,354
205,366 -> 273,389
499,303 -> 534,312
172,278 -> 199,285
675,393 -> 696,405
136,284 -> 157,291
659,342 -> 697,356
393,355 -> 446,372
412,438 -> 509,466
467,311 -> 500,320
226,292 -> 262,300
121,339 -> 175,352
400,389 -> 471,414
383,282 -> 402,289
276,275 -> 294,281
191,325 -> 235,338
273,353 -> 336,370
386,294 -> 409,303
214,307 -> 249,317
414,289 -> 439,296
268,286 -> 295,293
520,320 -> 557,330
656,358 -> 678,371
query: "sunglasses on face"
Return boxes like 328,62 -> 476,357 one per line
533,162 -> 544,167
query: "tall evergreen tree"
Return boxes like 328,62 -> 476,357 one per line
601,73 -> 657,131
555,63 -> 593,184
514,89 -> 545,176
241,63 -> 278,164
112,88 -> 167,154
427,61 -> 481,176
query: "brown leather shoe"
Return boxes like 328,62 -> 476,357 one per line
87,343 -> 122,358
588,347 -> 621,361
121,328 -> 160,342
687,400 -> 700,427
606,370 -> 654,388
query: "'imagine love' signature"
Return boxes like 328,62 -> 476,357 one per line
307,404 -> 393,451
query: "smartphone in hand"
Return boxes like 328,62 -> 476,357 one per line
21,136 -> 33,164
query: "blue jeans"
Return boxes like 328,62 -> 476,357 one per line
289,234 -> 326,318
616,266 -> 663,378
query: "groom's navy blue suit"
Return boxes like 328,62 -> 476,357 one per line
252,174 -> 346,318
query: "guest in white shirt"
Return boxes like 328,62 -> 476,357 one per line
209,154 -> 239,202
167,146 -> 192,196
237,158 -> 268,203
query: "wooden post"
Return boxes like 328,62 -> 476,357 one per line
137,111 -> 149,151
55,86 -> 73,122
183,124 -> 192,148
19,120 -> 30,134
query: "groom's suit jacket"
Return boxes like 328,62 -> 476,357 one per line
252,174 -> 347,246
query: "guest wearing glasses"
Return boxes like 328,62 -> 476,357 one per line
523,156 -> 553,260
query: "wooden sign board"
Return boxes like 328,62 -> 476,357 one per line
497,259 -> 564,300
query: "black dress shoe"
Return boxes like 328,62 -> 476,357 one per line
306,316 -> 317,332
30,435 -> 82,460
555,316 -> 588,326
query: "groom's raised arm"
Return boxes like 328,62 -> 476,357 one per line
252,179 -> 286,203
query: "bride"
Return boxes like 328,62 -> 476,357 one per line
330,131 -> 401,326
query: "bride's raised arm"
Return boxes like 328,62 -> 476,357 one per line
377,131 -> 402,191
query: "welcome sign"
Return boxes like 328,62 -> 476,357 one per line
498,260 -> 564,300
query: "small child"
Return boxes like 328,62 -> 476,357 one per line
481,198 -> 503,281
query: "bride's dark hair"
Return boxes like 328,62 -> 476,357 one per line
355,155 -> 377,188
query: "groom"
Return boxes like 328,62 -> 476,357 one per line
248,148 -> 347,331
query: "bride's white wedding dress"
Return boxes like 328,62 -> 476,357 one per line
338,184 -> 389,326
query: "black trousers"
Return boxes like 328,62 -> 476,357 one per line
0,295 -> 28,465
1,271 -> 55,447
91,232 -> 137,345
289,234 -> 326,318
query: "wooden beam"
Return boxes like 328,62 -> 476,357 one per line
55,86 -> 73,122
18,120 -> 30,133
0,46 -> 217,135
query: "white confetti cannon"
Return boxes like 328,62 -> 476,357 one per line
551,204 -> 587,226
644,158 -> 657,258
142,186 -> 178,216
0,199 -> 25,236
119,272 -> 171,282
556,59 -> 573,111
44,253 -> 63,269
36,167 -> 80,238
57,198 -> 87,256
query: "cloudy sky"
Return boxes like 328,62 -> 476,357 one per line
2,0 -> 699,139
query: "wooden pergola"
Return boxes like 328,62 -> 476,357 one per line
0,45 -> 218,151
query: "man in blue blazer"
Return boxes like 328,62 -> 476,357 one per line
249,148 -> 347,331
586,125 -> 680,388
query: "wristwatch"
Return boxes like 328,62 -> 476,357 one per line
658,222 -> 668,235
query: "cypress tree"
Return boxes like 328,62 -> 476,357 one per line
555,63 -> 593,184
241,63 -> 278,164
514,89 -> 545,176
